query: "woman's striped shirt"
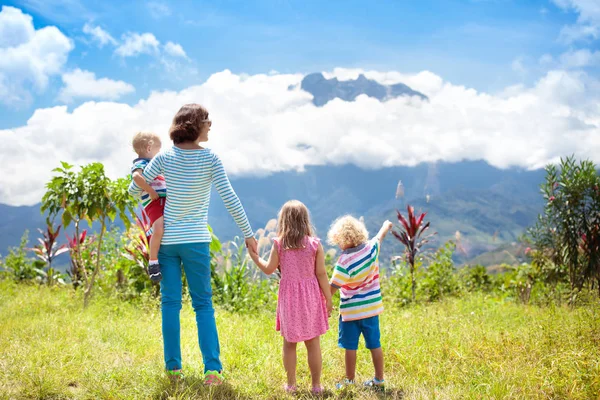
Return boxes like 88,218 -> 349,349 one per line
128,146 -> 253,245
330,237 -> 383,321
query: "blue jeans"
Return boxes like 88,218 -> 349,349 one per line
159,242 -> 222,373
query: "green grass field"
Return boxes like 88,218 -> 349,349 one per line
1,280 -> 599,400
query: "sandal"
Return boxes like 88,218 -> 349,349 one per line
284,384 -> 297,394
335,378 -> 355,390
311,386 -> 324,395
364,377 -> 385,391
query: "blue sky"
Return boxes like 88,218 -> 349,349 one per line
0,0 -> 595,128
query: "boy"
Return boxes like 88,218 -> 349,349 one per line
131,132 -> 166,282
328,216 -> 393,391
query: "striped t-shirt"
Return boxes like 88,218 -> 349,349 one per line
131,158 -> 167,208
128,147 -> 253,245
330,237 -> 383,321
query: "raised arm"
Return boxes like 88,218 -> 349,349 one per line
375,220 -> 393,244
211,154 -> 254,239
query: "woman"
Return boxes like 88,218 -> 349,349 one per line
129,104 -> 258,384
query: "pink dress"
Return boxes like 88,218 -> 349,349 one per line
274,236 -> 329,343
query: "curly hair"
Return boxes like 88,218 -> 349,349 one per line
327,215 -> 369,249
169,104 -> 209,144
277,200 -> 315,250
132,132 -> 161,155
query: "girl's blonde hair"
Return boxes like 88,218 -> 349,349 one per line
327,215 -> 369,249
277,200 -> 315,250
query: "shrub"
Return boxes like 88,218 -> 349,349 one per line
420,241 -> 460,301
528,156 -> 600,299
2,231 -> 38,282
459,264 -> 493,293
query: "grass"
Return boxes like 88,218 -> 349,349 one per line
1,281 -> 599,399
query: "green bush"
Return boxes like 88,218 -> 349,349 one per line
458,264 -> 493,293
384,258 -> 423,306
2,231 -> 39,282
420,241 -> 460,301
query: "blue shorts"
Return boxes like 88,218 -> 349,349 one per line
338,315 -> 381,350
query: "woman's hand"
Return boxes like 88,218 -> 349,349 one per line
245,237 -> 258,254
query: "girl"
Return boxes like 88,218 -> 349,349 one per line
248,200 -> 332,394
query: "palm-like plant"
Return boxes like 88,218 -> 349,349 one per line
392,205 -> 436,302
123,211 -> 151,273
31,219 -> 69,269
30,219 -> 69,286
66,229 -> 90,289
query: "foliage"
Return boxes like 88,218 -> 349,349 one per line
385,259 -> 421,306
458,264 -> 492,292
391,205 -> 436,302
29,219 -> 69,270
41,162 -> 136,306
28,219 -> 68,286
211,236 -> 277,313
529,156 -> 600,298
122,212 -> 159,297
507,263 -> 537,304
65,229 -> 91,289
420,241 -> 460,302
2,231 -> 38,282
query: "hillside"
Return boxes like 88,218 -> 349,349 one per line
0,161 -> 545,267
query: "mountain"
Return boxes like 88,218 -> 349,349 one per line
207,161 -> 545,264
0,203 -> 46,255
0,161 -> 545,266
299,73 -> 428,106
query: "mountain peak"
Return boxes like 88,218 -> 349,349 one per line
299,72 -> 428,106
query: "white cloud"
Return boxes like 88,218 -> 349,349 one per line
57,69 -> 135,102
83,23 -> 117,48
559,48 -> 600,68
2,68 -> 600,206
163,41 -> 187,58
0,6 -> 73,107
147,1 -> 171,19
553,0 -> 600,42
115,32 -> 159,57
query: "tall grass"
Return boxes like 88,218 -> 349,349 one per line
1,280 -> 599,399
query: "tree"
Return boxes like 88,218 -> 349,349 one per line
529,156 -> 600,299
392,205 -> 436,303
41,162 -> 135,306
